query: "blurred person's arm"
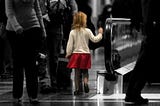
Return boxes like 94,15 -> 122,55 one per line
34,0 -> 47,38
5,0 -> 23,33
69,0 -> 78,15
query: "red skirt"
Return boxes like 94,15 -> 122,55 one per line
67,53 -> 91,69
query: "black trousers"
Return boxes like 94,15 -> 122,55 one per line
126,22 -> 160,97
46,28 -> 63,87
7,27 -> 42,99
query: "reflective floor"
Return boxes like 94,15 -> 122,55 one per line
1,47 -> 160,106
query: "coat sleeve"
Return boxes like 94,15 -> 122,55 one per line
34,0 -> 47,37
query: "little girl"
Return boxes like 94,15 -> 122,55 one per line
65,11 -> 103,95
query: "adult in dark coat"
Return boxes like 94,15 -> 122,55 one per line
125,0 -> 160,104
97,4 -> 112,29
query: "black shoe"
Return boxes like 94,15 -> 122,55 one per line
125,96 -> 148,104
74,90 -> 81,95
29,98 -> 39,104
84,83 -> 89,93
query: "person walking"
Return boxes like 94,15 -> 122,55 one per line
125,0 -> 160,104
46,0 -> 78,91
5,0 -> 46,104
65,11 -> 103,95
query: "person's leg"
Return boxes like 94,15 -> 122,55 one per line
37,53 -> 52,93
23,28 -> 41,103
74,68 -> 81,94
126,68 -> 147,99
0,37 -> 5,75
3,35 -> 13,77
46,34 -> 61,89
7,31 -> 24,101
81,69 -> 89,93
125,38 -> 149,104
24,53 -> 38,99
79,71 -> 83,92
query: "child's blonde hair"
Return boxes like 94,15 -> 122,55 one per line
72,11 -> 87,29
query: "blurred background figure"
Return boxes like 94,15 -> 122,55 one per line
97,4 -> 112,30
45,0 -> 78,91
0,0 -> 13,78
125,0 -> 160,104
37,0 -> 52,94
